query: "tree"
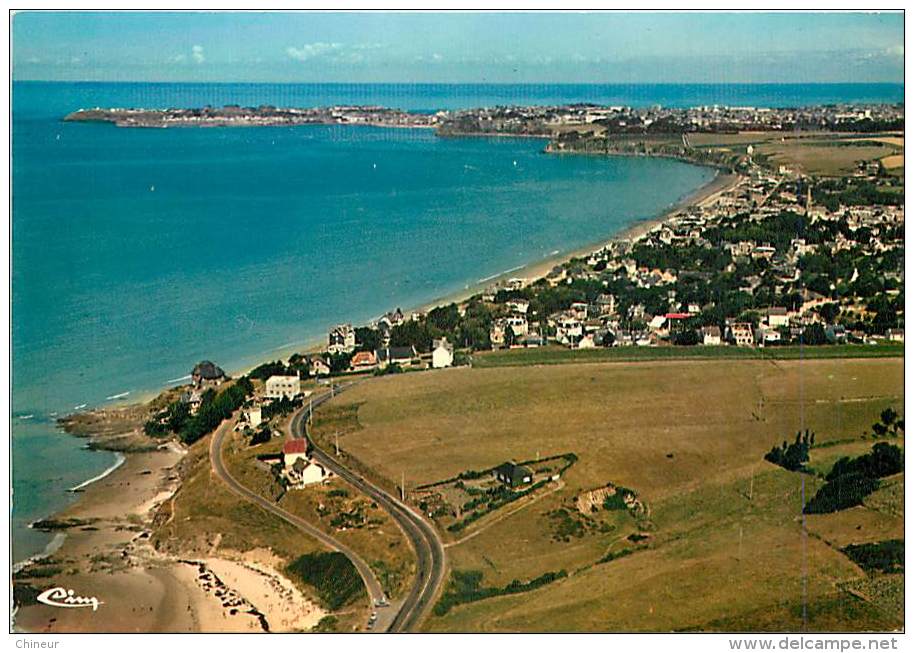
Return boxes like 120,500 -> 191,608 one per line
427,304 -> 461,333
800,323 -> 828,346
354,327 -> 380,352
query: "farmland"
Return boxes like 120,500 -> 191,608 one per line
313,357 -> 903,631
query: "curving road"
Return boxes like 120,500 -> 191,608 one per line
292,385 -> 447,633
208,415 -> 397,629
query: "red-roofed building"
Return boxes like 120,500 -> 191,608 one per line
283,439 -> 309,466
664,313 -> 692,320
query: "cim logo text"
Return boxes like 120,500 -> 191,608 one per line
36,587 -> 103,611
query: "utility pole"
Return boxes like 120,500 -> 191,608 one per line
400,471 -> 405,502
335,431 -> 340,456
308,396 -> 313,425
749,473 -> 754,502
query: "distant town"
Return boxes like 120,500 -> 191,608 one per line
66,101 -> 903,134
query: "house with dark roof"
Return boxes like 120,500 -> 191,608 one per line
375,346 -> 417,369
191,360 -> 226,388
493,461 -> 534,488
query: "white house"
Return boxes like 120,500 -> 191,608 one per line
576,333 -> 597,349
265,374 -> 301,400
506,298 -> 530,315
286,457 -> 330,488
701,326 -> 722,346
767,307 -> 790,328
431,338 -> 454,368
245,406 -> 263,428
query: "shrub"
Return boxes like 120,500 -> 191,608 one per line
827,443 -> 903,481
842,540 -> 904,574
803,472 -> 880,514
433,569 -> 567,616
764,430 -> 813,471
286,552 -> 365,610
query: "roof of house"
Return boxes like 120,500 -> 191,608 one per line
493,461 -> 534,484
432,338 -> 454,352
283,439 -> 308,455
351,350 -> 378,365
192,360 -> 225,380
664,313 -> 692,320
376,346 -> 416,362
702,326 -> 722,337
768,307 -> 788,316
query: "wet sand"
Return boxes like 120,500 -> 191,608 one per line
13,439 -> 325,633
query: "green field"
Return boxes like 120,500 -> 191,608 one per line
313,356 -> 904,631
472,343 -> 903,368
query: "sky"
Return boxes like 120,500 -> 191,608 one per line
11,11 -> 905,84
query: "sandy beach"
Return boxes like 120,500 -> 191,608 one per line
13,434 -> 325,633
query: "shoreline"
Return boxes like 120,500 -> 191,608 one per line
14,144 -> 739,574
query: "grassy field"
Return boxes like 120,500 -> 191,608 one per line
597,130 -> 904,177
314,356 -> 903,631
471,343 -> 903,368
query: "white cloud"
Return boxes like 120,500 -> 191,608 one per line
172,53 -> 187,63
192,45 -> 205,64
286,42 -> 342,61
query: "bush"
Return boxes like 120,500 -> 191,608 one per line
249,427 -> 271,446
827,443 -> 903,481
803,472 -> 880,514
764,430 -> 813,471
433,569 -> 567,616
804,442 -> 902,515
286,552 -> 365,610
842,540 -> 904,574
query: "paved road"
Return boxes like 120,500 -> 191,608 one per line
208,416 -> 398,631
292,385 -> 447,633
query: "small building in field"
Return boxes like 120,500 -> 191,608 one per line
431,338 -> 454,369
493,461 -> 534,488
265,374 -> 301,400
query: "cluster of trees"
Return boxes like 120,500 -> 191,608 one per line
144,377 -> 254,445
261,394 -> 302,421
764,430 -> 814,472
804,442 -> 903,514
812,179 -> 904,211
872,407 -> 904,437
433,568 -> 567,617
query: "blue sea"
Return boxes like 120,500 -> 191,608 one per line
10,81 -> 902,563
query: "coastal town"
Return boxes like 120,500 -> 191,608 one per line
155,101 -> 901,377
16,98 -> 905,635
